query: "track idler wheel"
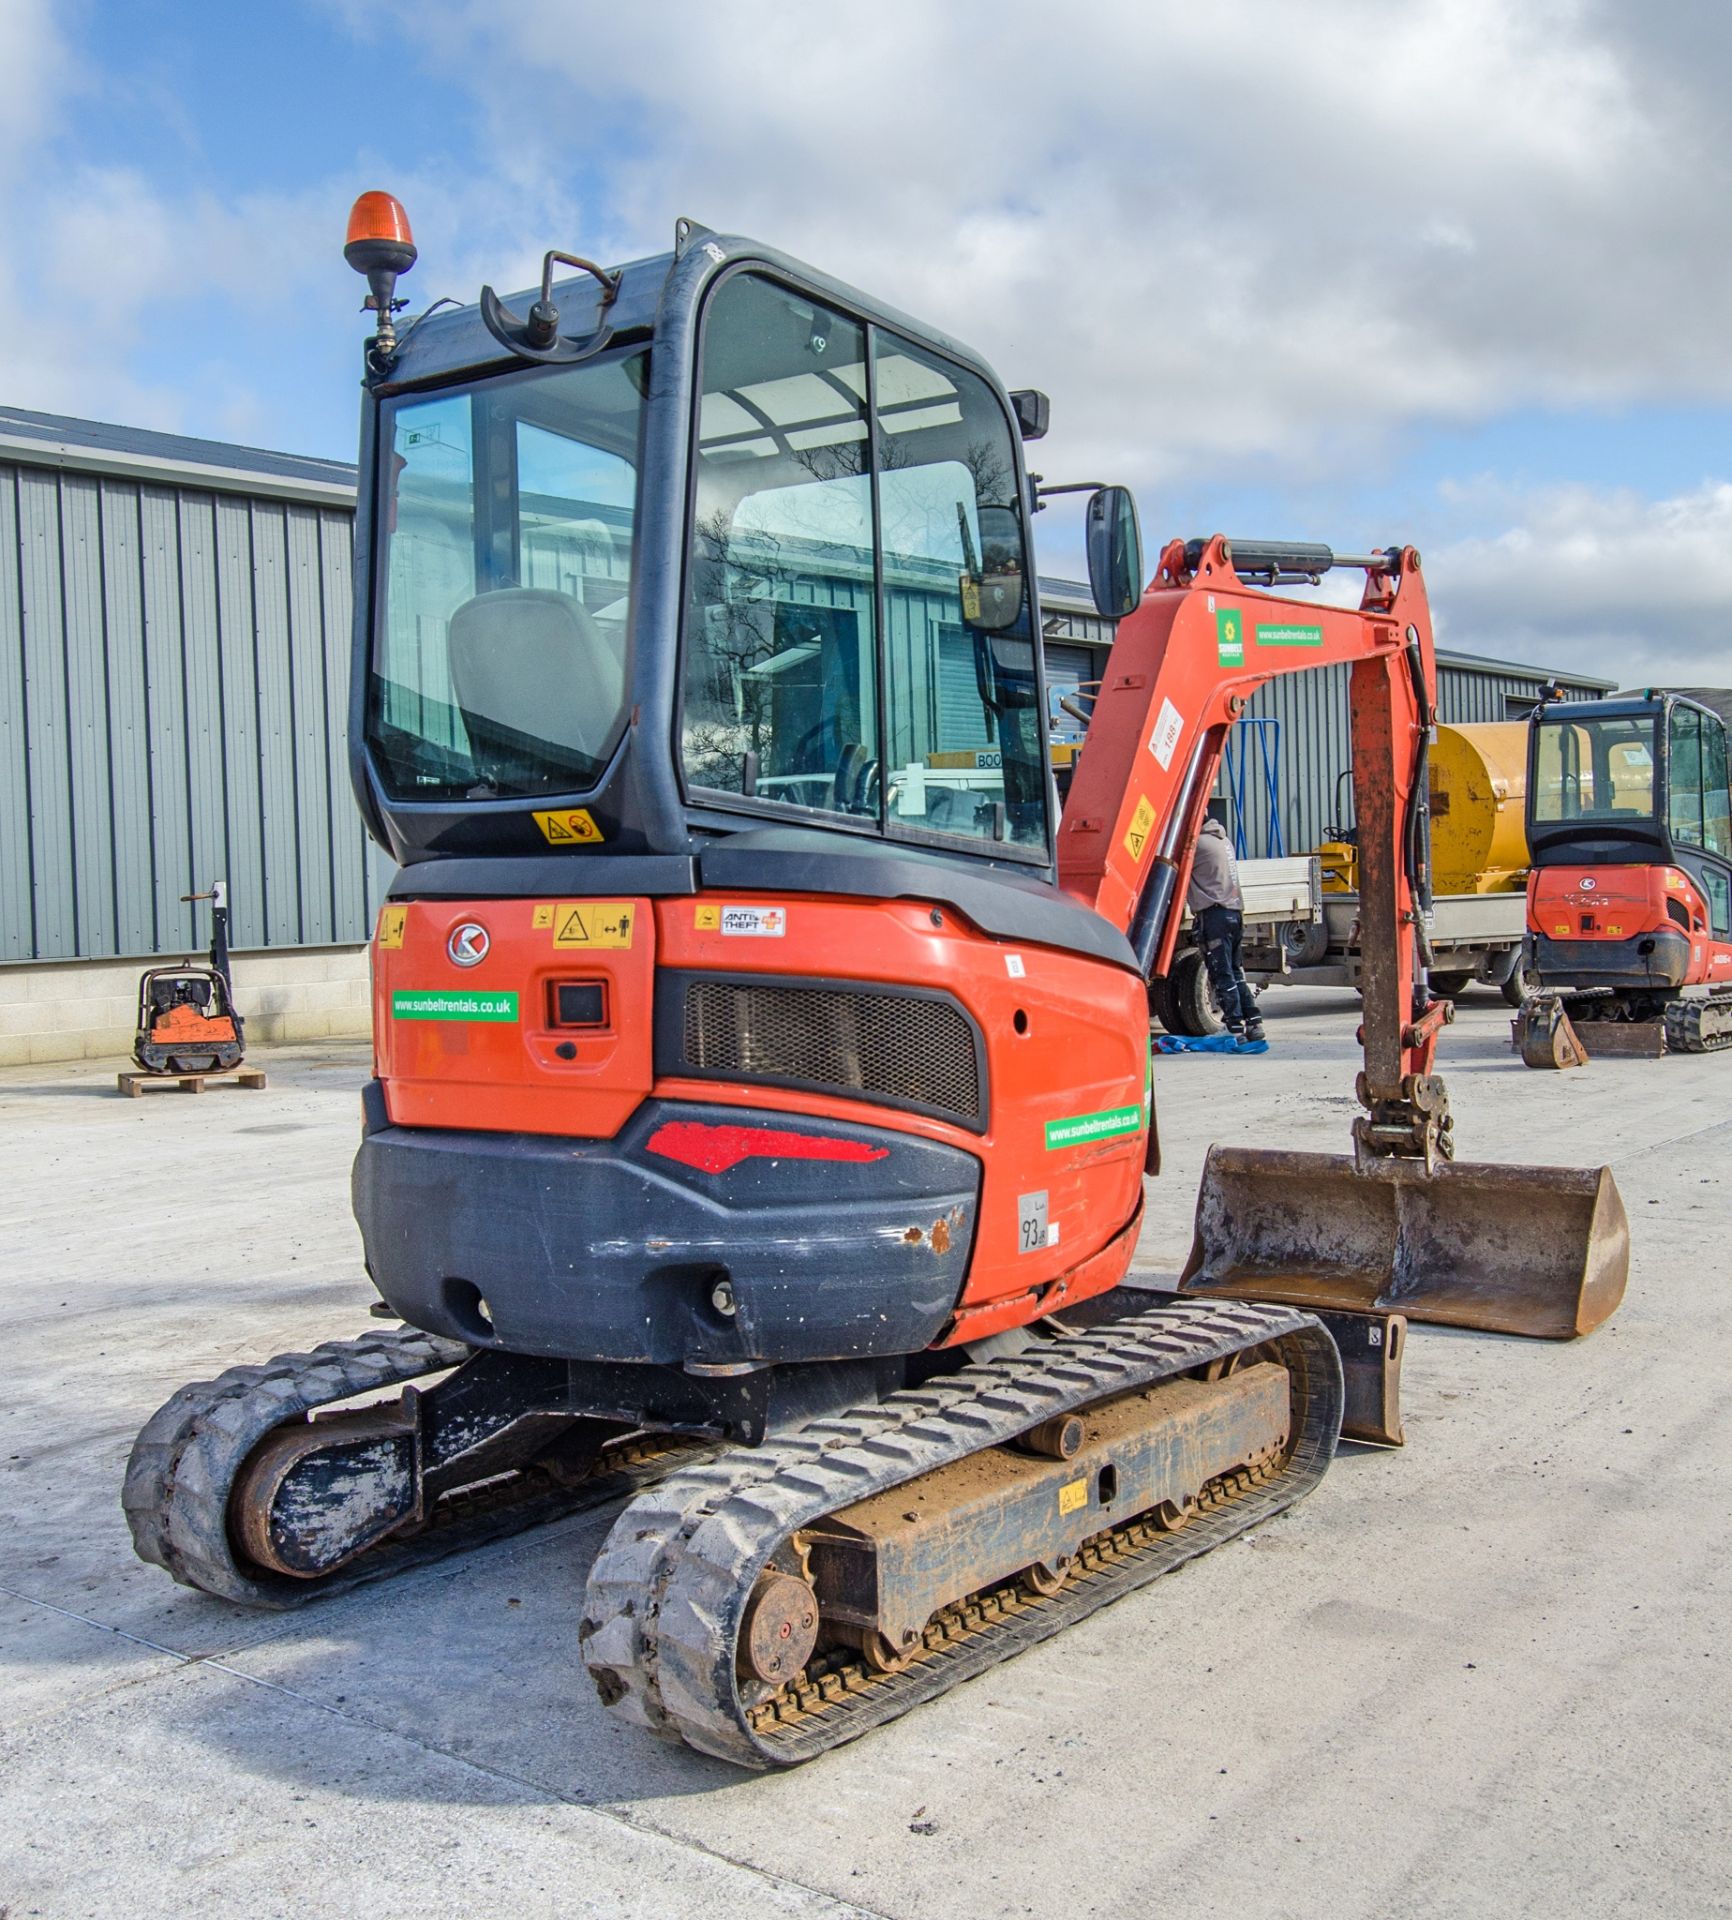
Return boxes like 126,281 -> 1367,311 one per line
231,1407 -> 419,1578
740,1572 -> 821,1687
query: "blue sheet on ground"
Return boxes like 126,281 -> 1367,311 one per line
1153,1033 -> 1269,1055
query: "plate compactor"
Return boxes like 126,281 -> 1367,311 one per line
131,881 -> 246,1076
124,203 -> 1629,1768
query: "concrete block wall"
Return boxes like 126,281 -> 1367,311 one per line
0,946 -> 372,1067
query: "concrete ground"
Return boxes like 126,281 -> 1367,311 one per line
1,988 -> 1727,1920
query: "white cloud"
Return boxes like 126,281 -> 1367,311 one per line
0,0 -> 67,160
2,0 -> 1730,692
371,0 -> 1722,498
1429,480 -> 1732,684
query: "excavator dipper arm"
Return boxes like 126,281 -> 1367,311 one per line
1064,535 -> 1628,1340
1057,535 -> 1449,1163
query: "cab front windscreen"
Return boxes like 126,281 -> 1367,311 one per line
1532,713 -> 1657,825
368,349 -> 647,801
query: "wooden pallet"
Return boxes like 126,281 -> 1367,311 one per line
117,1066 -> 268,1097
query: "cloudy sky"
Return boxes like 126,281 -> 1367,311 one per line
4,0 -> 1730,685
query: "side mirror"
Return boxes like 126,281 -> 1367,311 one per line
1086,486 -> 1143,620
958,504 -> 1027,633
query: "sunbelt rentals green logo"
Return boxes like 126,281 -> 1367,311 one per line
391,990 -> 519,1022
1045,1103 -> 1145,1151
1215,607 -> 1245,666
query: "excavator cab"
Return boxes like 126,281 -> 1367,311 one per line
359,250 -> 1058,871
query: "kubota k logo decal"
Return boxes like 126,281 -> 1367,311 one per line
447,922 -> 490,967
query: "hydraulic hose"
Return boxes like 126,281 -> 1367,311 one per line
1402,635 -> 1437,974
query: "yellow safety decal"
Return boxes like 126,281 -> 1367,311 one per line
553,902 -> 635,949
695,903 -> 721,930
532,807 -> 604,845
1058,1478 -> 1088,1516
1122,794 -> 1156,863
376,906 -> 407,950
531,905 -> 556,929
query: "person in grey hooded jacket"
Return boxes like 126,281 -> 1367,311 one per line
1185,817 -> 1263,1042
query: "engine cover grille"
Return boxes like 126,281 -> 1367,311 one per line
668,975 -> 985,1130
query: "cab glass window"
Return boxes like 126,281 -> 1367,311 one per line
371,351 -> 645,800
1682,702 -> 1732,860
876,333 -> 1046,847
1532,714 -> 1656,823
680,275 -> 878,816
679,270 -> 1048,852
1669,704 -> 1705,848
1702,712 -> 1732,860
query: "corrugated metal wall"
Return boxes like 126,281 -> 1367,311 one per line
0,458 -> 378,963
1226,656 -> 1608,858
1,443 -> 1609,966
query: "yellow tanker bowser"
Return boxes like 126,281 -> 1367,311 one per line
1279,723 -> 1535,1004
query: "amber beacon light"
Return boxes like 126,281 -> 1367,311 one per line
344,191 -> 417,359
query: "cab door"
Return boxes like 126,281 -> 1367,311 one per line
1667,703 -> 1732,980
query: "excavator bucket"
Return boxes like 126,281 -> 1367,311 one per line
1512,994 -> 1591,1069
1181,1146 -> 1629,1340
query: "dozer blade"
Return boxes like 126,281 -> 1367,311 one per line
1180,1146 -> 1629,1340
1512,994 -> 1590,1069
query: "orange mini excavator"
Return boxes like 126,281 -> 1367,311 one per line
1515,687 -> 1732,1063
124,203 -> 1629,1768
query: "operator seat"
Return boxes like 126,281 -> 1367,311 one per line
447,587 -> 623,788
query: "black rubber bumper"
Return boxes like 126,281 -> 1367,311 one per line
1532,928 -> 1690,991
353,1098 -> 980,1367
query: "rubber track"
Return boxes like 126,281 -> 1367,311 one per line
122,1328 -> 698,1608
1665,991 -> 1732,1054
580,1297 -> 1341,1768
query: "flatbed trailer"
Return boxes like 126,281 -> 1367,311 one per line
1250,888 -> 1530,999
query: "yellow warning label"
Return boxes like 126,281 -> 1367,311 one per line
376,906 -> 407,950
694,903 -> 721,931
1058,1478 -> 1088,1516
552,902 -> 635,949
532,807 -> 604,845
531,905 -> 556,929
1122,794 -> 1157,863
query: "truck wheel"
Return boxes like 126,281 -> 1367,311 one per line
1429,972 -> 1473,1000
1280,918 -> 1329,969
1500,963 -> 1541,1009
1161,948 -> 1224,1036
